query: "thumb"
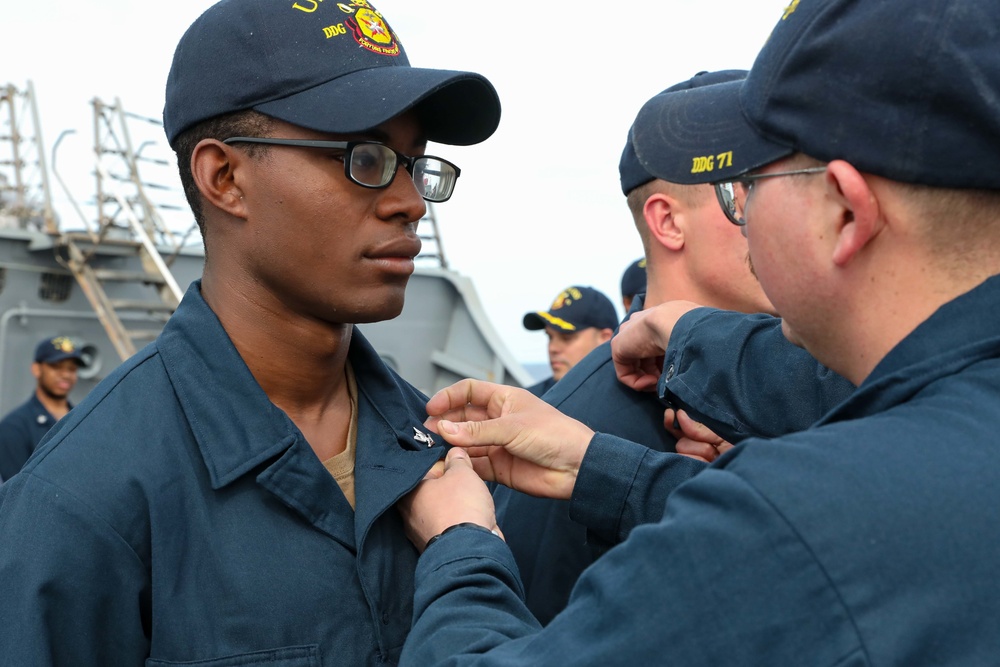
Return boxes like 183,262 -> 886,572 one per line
444,446 -> 474,470
438,418 -> 507,448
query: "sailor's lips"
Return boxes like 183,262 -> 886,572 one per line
364,237 -> 422,274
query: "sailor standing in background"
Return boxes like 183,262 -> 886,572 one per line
0,336 -> 83,481
618,257 -> 646,312
521,285 -> 618,397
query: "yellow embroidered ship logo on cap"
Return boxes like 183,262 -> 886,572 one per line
345,5 -> 401,56
50,337 -> 76,353
551,287 -> 583,310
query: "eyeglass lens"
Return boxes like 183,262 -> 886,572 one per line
348,144 -> 458,203
714,181 -> 751,226
349,143 -> 398,189
413,158 -> 458,203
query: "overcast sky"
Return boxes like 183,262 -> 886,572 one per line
3,0 -> 790,365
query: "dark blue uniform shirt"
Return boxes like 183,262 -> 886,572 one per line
525,376 -> 556,397
0,281 -> 446,666
496,296 -> 854,625
402,274 -> 1000,666
0,393 -> 63,481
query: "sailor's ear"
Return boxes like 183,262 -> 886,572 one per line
190,139 -> 247,218
825,160 -> 883,267
644,191 -> 685,251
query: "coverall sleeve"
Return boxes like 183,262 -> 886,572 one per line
401,445 -> 863,666
0,472 -> 150,665
660,309 -> 856,443
569,433 -> 707,546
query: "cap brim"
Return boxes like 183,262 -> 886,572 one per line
523,312 -> 546,330
631,80 -> 793,184
41,353 -> 84,365
523,311 -> 580,332
254,66 -> 501,146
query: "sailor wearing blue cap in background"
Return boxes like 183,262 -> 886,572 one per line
520,285 -> 618,397
0,0 -> 500,664
618,257 -> 646,313
397,0 -> 1000,663
0,336 -> 84,481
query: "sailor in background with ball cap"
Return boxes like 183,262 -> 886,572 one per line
521,285 -> 619,397
0,336 -> 84,482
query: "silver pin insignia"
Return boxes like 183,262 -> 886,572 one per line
413,427 -> 434,447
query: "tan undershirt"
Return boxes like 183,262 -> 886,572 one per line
322,362 -> 358,510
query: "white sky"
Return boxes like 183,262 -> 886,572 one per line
2,0 -> 790,365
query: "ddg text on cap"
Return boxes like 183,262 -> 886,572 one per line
620,70 -> 748,194
163,0 -> 501,149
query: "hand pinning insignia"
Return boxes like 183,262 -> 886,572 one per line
413,427 -> 434,447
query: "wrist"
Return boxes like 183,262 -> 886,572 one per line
425,522 -> 502,550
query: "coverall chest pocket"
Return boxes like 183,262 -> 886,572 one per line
146,644 -> 319,666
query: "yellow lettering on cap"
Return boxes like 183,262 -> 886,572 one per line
691,151 -> 734,174
293,0 -> 323,13
323,23 -> 347,38
691,155 -> 715,174
782,0 -> 800,20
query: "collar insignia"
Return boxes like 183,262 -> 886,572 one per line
413,427 -> 434,447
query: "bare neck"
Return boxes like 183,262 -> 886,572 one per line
201,272 -> 354,460
641,254 -> 710,310
34,388 -> 70,420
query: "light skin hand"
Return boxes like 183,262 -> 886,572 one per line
423,379 -> 595,500
612,301 -> 703,391
664,408 -> 734,463
398,448 -> 503,553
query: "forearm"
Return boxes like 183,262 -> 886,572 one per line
403,527 -> 540,665
569,433 -> 708,546
661,309 -> 856,442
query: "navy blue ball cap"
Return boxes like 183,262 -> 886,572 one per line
164,0 -> 501,149
636,0 -> 1000,189
34,337 -> 84,365
620,258 -> 647,299
631,78 -> 791,186
621,70 -> 752,193
739,0 -> 1000,189
523,286 -> 619,332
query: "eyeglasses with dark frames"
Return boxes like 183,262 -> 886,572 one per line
222,137 -> 462,203
714,166 -> 827,226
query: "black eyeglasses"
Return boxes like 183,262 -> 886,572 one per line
713,166 -> 827,226
222,137 -> 462,203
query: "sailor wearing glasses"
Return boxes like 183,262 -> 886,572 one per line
0,1 -> 499,664
396,0 -> 1000,663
